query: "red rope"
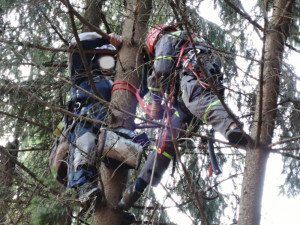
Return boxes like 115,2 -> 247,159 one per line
111,80 -> 152,117
158,36 -> 193,155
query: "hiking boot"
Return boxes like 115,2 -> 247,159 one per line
78,183 -> 101,204
118,184 -> 141,211
122,211 -> 136,225
226,127 -> 248,146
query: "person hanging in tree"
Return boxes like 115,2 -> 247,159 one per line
118,24 -> 249,211
66,32 -> 122,203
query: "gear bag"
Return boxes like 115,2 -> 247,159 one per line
97,129 -> 145,169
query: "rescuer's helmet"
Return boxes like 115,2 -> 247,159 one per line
145,24 -> 177,56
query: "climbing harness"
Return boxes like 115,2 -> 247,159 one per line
182,49 -> 209,89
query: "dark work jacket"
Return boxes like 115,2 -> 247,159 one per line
147,30 -> 222,102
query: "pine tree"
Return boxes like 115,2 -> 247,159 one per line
0,0 -> 299,224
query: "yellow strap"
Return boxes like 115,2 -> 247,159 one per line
53,121 -> 64,137
155,56 -> 174,61
148,86 -> 161,91
168,30 -> 182,37
152,145 -> 173,160
204,100 -> 221,124
162,151 -> 173,160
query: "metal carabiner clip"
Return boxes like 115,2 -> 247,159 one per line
73,102 -> 81,111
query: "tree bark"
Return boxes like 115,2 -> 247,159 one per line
109,0 -> 152,130
238,1 -> 293,224
93,0 -> 152,224
82,0 -> 102,32
0,139 -> 19,223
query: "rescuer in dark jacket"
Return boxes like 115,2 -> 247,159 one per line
118,25 -> 248,211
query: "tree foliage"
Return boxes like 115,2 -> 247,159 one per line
0,0 -> 299,224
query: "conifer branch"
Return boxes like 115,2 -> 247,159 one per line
0,110 -> 53,132
223,0 -> 263,31
39,10 -> 69,46
6,80 -> 105,126
0,146 -> 54,193
269,135 -> 300,147
60,0 -> 110,40
0,38 -> 117,54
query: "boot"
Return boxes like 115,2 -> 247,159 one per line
225,127 -> 248,146
122,211 -> 136,225
118,184 -> 141,211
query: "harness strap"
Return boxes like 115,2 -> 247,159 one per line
156,34 -> 196,156
111,80 -> 152,117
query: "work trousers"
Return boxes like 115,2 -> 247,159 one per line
138,75 -> 235,186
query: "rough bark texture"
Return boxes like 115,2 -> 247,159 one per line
238,1 -> 293,224
93,163 -> 129,225
109,0 -> 152,130
93,0 -> 152,224
0,140 -> 19,223
82,0 -> 102,32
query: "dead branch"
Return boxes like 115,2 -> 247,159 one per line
269,135 -> 300,147
271,151 -> 300,161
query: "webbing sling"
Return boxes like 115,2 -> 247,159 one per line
111,80 -> 152,117
111,80 -> 172,159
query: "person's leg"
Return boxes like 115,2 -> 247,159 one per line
199,94 -> 248,146
68,122 -> 101,203
118,108 -> 186,210
180,76 -> 247,146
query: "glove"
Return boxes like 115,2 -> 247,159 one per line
151,101 -> 164,120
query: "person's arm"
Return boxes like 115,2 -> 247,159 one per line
147,34 -> 176,119
108,33 -> 122,47
148,35 -> 176,99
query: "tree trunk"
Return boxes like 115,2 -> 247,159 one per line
93,0 -> 152,224
238,1 -> 293,224
109,0 -> 152,130
0,139 -> 19,223
82,0 -> 102,32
